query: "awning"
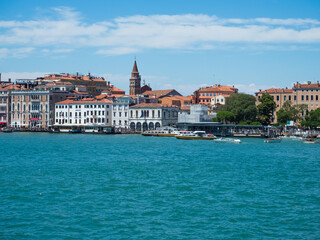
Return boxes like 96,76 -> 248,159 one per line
0,122 -> 6,124
30,118 -> 39,121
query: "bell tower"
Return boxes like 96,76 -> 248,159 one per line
129,60 -> 141,95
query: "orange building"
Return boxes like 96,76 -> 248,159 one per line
193,84 -> 238,105
255,81 -> 320,123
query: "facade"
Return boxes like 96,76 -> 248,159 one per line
112,96 -> 130,132
0,88 -> 9,126
129,61 -> 141,95
211,95 -> 226,107
255,81 -> 320,123
193,84 -> 238,105
54,98 -> 112,130
178,104 -> 216,123
10,90 -> 51,129
9,90 -> 72,129
129,103 -> 179,132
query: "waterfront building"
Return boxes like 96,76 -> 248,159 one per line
9,90 -> 72,129
193,84 -> 238,105
111,96 -> 130,132
36,73 -> 107,95
255,81 -> 320,123
54,98 -> 112,131
178,104 -> 216,123
129,103 -> 179,132
0,88 -> 9,127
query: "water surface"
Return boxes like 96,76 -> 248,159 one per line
1,133 -> 320,239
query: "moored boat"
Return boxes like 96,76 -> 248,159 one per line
2,128 -> 13,133
142,127 -> 179,137
176,131 -> 216,140
264,137 -> 281,143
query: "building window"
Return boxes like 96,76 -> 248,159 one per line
114,112 -> 116,117
289,95 -> 291,101
284,95 -> 286,101
316,95 -> 319,101
301,95 -> 304,101
294,96 -> 297,101
311,95 -> 314,101
306,95 -> 309,101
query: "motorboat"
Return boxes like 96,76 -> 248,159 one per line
264,137 -> 281,143
175,131 -> 216,140
142,127 -> 179,137
303,138 -> 319,144
214,138 -> 241,143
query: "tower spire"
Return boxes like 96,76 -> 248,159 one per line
132,60 -> 139,73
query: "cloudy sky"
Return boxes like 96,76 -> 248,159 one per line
1,0 -> 320,95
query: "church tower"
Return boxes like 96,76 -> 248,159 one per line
129,60 -> 141,95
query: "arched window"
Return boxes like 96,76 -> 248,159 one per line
136,122 -> 142,131
130,122 -> 135,131
149,122 -> 154,130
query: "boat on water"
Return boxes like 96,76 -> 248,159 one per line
264,137 -> 281,143
59,129 -> 71,133
303,138 -> 319,144
281,135 -> 303,141
142,127 -> 179,137
317,135 -> 320,139
175,131 -> 216,140
214,138 -> 241,143
2,128 -> 13,133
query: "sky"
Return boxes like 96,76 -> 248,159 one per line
1,0 -> 320,95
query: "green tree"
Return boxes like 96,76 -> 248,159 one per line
222,93 -> 257,123
277,101 -> 308,124
300,108 -> 320,129
217,111 -> 235,124
257,93 -> 276,125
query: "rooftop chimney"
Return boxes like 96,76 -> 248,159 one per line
8,78 -> 11,83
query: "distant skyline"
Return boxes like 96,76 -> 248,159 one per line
1,0 -> 320,95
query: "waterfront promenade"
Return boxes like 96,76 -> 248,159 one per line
1,133 -> 319,239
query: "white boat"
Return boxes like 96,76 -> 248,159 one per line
176,131 -> 216,140
59,128 -> 71,133
142,127 -> 179,137
281,135 -> 303,141
264,137 -> 281,143
214,138 -> 241,143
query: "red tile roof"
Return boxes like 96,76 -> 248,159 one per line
142,89 -> 178,98
56,98 -> 112,104
197,85 -> 238,93
131,103 -> 179,108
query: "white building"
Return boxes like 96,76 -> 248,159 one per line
112,96 -> 130,132
54,98 -> 112,131
211,95 -> 226,107
129,103 -> 179,132
178,104 -> 216,123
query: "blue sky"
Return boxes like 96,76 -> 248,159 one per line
1,0 -> 320,95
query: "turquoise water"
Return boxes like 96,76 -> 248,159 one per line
1,133 -> 320,239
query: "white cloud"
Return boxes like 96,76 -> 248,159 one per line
0,8 -> 320,57
0,47 -> 35,58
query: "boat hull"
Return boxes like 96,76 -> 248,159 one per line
142,133 -> 177,137
176,136 -> 215,140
